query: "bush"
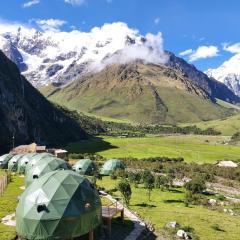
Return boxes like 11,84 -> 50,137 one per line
117,179 -> 132,205
185,177 -> 206,194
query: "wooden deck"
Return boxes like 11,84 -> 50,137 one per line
102,201 -> 124,239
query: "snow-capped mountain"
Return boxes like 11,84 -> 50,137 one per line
206,53 -> 240,96
0,22 -> 167,86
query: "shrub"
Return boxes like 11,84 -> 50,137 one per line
117,179 -> 132,206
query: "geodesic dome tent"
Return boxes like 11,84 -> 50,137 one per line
25,157 -> 71,187
0,154 -> 13,169
25,153 -> 55,174
72,159 -> 97,176
17,153 -> 37,174
100,159 -> 125,175
8,154 -> 24,172
16,170 -> 102,240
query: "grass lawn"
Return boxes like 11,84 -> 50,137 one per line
98,177 -> 240,240
180,113 -> 240,136
0,174 -> 24,240
66,135 -> 240,164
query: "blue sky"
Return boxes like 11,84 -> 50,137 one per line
0,0 -> 239,71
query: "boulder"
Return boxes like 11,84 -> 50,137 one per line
208,199 -> 217,206
217,161 -> 238,168
177,229 -> 190,239
166,221 -> 179,229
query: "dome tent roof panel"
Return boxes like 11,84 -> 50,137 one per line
100,158 -> 125,175
72,159 -> 97,176
25,158 -> 71,187
0,154 -> 13,169
16,170 -> 102,240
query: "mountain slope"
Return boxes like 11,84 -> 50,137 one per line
0,50 -> 87,152
44,63 -> 234,124
206,53 -> 240,97
166,52 -> 240,103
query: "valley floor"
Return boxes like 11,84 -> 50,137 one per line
98,177 -> 240,240
66,135 -> 240,164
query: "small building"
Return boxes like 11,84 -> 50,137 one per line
73,159 -> 97,176
10,143 -> 37,155
25,157 -> 71,187
36,145 -> 46,153
100,159 -> 125,176
16,170 -> 102,240
47,149 -> 68,160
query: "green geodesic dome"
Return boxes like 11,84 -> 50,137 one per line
72,159 -> 97,176
100,159 -> 125,175
8,154 -> 24,172
25,157 -> 71,187
0,154 -> 13,169
17,153 -> 38,174
25,153 -> 55,174
16,170 -> 102,240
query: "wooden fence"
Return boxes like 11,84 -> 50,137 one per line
0,173 -> 9,196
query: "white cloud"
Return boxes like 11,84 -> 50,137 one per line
35,19 -> 67,32
223,42 -> 240,54
154,17 -> 160,25
64,0 -> 85,6
179,49 -> 193,56
22,0 -> 40,8
180,45 -> 219,62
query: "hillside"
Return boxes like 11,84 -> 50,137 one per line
0,51 -> 87,152
44,63 -> 235,124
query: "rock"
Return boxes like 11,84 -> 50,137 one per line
166,221 -> 179,229
208,199 -> 217,206
217,161 -> 238,168
177,229 -> 188,239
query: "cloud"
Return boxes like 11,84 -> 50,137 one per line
180,45 -> 219,62
64,0 -> 85,6
22,0 -> 40,8
154,17 -> 160,25
223,42 -> 240,54
179,49 -> 193,56
34,19 -> 67,32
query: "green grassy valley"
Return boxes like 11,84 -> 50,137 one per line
66,135 -> 240,163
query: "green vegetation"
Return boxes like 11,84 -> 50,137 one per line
45,63 -> 234,125
66,135 -> 240,163
117,179 -> 132,206
181,113 -> 240,136
97,177 -> 240,240
0,175 -> 24,240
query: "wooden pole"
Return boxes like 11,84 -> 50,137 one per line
89,229 -> 94,240
107,218 -> 111,240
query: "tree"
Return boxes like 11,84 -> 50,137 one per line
117,179 -> 132,206
185,177 -> 206,194
142,170 -> 155,201
155,175 -> 169,191
128,171 -> 142,187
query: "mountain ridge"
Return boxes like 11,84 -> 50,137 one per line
43,62 -> 235,124
0,50 -> 87,152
